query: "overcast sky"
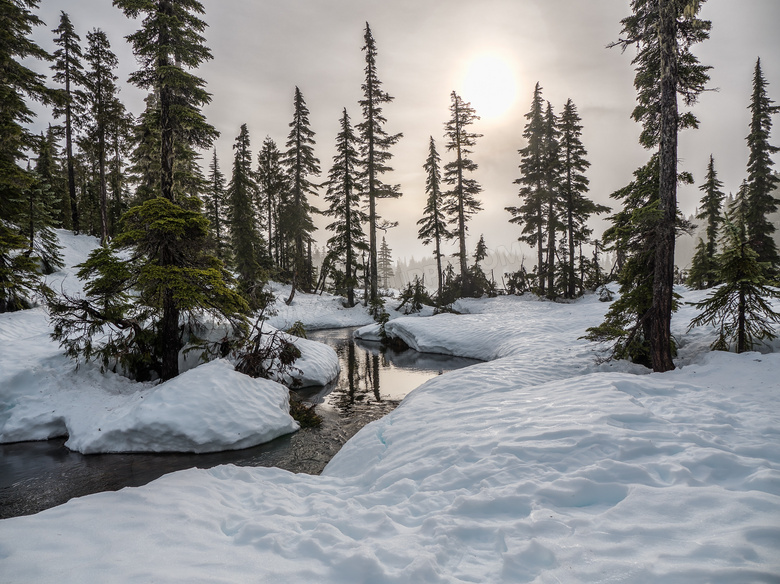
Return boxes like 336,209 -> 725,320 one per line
28,0 -> 780,264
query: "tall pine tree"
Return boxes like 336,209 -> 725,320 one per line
417,136 -> 451,300
542,101 -> 563,299
687,154 -> 724,289
204,149 -> 227,260
443,91 -> 482,297
257,137 -> 286,268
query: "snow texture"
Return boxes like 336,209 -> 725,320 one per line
1,232 -> 779,582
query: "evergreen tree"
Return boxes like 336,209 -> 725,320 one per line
378,237 -> 394,289
113,0 -> 218,203
542,101 -> 563,299
227,124 -> 266,304
323,109 -> 367,307
473,234 -> 488,266
687,154 -> 724,288
0,0 -> 55,312
358,23 -> 402,306
281,87 -> 320,299
688,214 -> 780,353
82,28 -> 120,245
507,83 -> 547,295
443,91 -> 482,297
257,137 -> 286,268
744,58 -> 780,270
106,104 -> 134,234
417,136 -> 451,300
610,0 -> 710,372
51,11 -> 85,233
558,99 -> 608,298
27,132 -> 65,273
204,149 -> 227,260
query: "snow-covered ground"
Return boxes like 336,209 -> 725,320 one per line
0,230 -> 338,453
1,232 -> 779,582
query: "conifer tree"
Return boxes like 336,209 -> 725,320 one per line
507,83 -> 547,295
0,0 -> 55,312
443,91 -> 482,297
51,11 -> 85,233
687,154 -> 724,289
82,29 -> 120,245
542,101 -> 563,299
688,213 -> 780,353
26,131 -> 65,273
610,0 -> 710,371
106,106 -> 134,235
323,109 -> 367,307
227,124 -> 266,304
281,87 -> 320,299
358,23 -> 402,306
558,98 -> 608,298
473,234 -> 488,266
744,58 -> 780,270
204,149 -> 227,260
378,237 -> 394,289
417,136 -> 451,300
257,137 -> 286,267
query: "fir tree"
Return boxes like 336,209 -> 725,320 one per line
323,109 -> 367,307
417,136 -> 451,300
257,137 -> 286,267
204,149 -> 227,260
473,234 -> 488,266
0,0 -> 54,312
610,0 -> 710,371
281,87 -> 320,299
51,11 -> 85,233
82,28 -> 120,245
744,58 -> 780,270
106,105 -> 134,235
507,83 -> 547,295
378,237 -> 394,289
687,154 -> 724,288
443,91 -> 482,298
542,101 -> 563,299
358,23 -> 402,306
227,124 -> 266,304
688,214 -> 780,353
27,132 -> 65,273
558,99 -> 608,298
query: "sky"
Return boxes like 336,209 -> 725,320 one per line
27,0 -> 780,266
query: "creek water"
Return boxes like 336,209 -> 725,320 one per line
0,327 -> 479,519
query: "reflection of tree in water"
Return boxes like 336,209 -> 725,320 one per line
332,338 -> 386,413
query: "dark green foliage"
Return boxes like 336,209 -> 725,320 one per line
378,237 -> 394,289
288,398 -> 322,428
281,87 -> 320,294
443,91 -> 482,297
285,321 -> 307,339
323,109 -> 367,307
398,276 -> 432,314
18,168 -> 64,275
358,23 -> 402,305
257,137 -> 286,269
232,318 -> 302,386
688,215 -> 780,353
0,226 -> 47,312
417,136 -> 452,300
687,154 -> 724,289
204,149 -> 227,260
50,197 -> 249,381
744,58 -> 780,270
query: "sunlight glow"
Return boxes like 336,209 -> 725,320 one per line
461,54 -> 519,121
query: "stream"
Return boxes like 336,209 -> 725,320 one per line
0,327 -> 479,519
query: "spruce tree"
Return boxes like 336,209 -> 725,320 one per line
51,11 -> 85,234
281,87 -> 320,299
323,109 -> 367,307
542,101 -> 563,299
83,29 -> 120,245
417,136 -> 451,300
744,58 -> 780,270
558,99 -> 608,298
507,83 -> 547,295
687,154 -> 724,289
378,237 -> 394,289
227,124 -> 266,304
610,0 -> 710,371
358,23 -> 402,306
443,91 -> 482,297
204,149 -> 227,260
257,137 -> 286,268
688,213 -> 780,353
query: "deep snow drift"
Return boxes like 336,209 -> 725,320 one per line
0,230 -> 338,453
1,232 -> 779,582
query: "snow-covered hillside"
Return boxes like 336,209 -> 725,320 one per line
0,231 -> 778,582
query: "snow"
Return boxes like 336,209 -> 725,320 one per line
0,231 -> 338,453
1,234 -> 779,581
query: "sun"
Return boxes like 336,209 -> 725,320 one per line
461,54 -> 518,120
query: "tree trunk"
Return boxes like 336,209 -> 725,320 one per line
160,290 -> 180,381
546,198 -> 556,299
737,287 -> 746,353
650,0 -> 678,373
159,0 -> 174,202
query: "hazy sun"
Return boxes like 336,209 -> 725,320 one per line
461,54 -> 518,120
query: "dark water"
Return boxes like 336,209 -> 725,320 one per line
0,327 -> 479,519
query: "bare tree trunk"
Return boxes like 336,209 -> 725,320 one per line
651,0 -> 678,373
